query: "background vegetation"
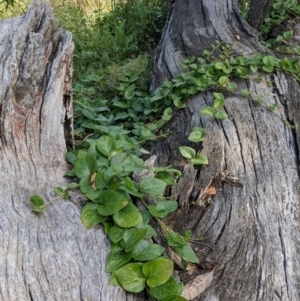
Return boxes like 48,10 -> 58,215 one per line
2,0 -> 299,145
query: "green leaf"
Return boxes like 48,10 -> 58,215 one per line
140,178 -> 167,196
213,96 -> 225,110
115,263 -> 146,293
200,106 -> 215,117
106,250 -> 133,273
263,56 -> 272,66
162,81 -> 173,88
241,89 -> 251,96
250,65 -> 258,73
192,126 -> 206,135
81,202 -> 106,229
214,62 -> 223,70
108,225 -> 126,243
133,240 -> 165,261
110,152 -> 143,171
112,101 -> 128,109
32,206 -> 46,213
79,177 -> 93,194
191,154 -> 209,165
222,64 -> 233,74
268,103 -> 278,111
142,257 -> 174,287
66,182 -> 79,189
188,131 -> 205,143
113,203 -> 143,228
30,195 -> 45,207
213,92 -> 224,101
124,84 -> 135,100
54,187 -> 64,196
141,210 -> 152,224
140,126 -> 154,139
167,232 -> 186,247
104,165 -> 124,182
218,76 -> 229,86
155,171 -> 176,186
149,277 -> 183,300
175,243 -> 199,264
188,132 -> 204,143
98,190 -> 128,216
283,30 -> 293,40
84,189 -> 102,203
109,272 -> 120,287
184,230 -> 192,240
62,191 -> 70,200
162,107 -> 173,121
96,136 -> 116,158
262,65 -> 274,73
172,95 -> 186,109
179,146 -> 196,159
236,66 -> 247,77
149,201 -> 178,218
74,150 -> 97,179
102,220 -> 112,234
137,223 -> 157,238
122,227 -> 148,252
94,171 -> 107,190
66,151 -> 77,165
110,147 -> 125,158
119,184 -> 144,198
214,110 -> 228,120
151,94 -> 164,102
226,82 -> 237,91
187,85 -> 198,95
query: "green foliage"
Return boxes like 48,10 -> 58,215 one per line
260,0 -> 300,36
150,277 -> 183,300
30,195 -> 46,213
114,263 -> 145,293
239,0 -> 300,38
31,131 -> 191,300
57,0 -> 168,82
30,36 -> 300,298
143,257 -> 174,287
31,34 -> 300,296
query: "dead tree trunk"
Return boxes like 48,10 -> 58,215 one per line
0,1 -> 144,300
151,0 -> 300,300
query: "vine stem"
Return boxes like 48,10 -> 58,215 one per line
41,195 -> 64,208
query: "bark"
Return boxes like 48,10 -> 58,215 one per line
248,0 -> 273,30
151,0 -> 300,300
0,1 -> 144,300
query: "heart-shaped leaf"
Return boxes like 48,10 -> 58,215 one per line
115,263 -> 146,293
113,203 -> 143,228
98,190 -> 128,216
142,257 -> 174,287
81,202 -> 106,229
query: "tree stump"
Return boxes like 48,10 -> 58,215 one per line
150,0 -> 300,300
0,1 -> 144,300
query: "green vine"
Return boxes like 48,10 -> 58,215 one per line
30,38 -> 300,300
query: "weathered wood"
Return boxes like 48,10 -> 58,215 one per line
151,0 -> 300,300
0,1 -> 144,300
